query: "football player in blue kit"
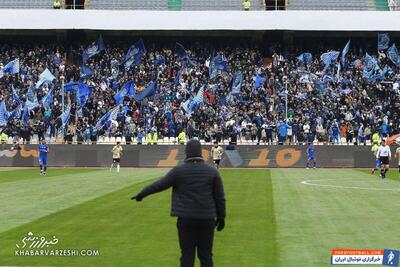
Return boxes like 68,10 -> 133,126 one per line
38,139 -> 49,175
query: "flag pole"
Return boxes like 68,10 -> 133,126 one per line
60,76 -> 65,144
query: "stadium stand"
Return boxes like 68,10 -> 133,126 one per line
0,0 -> 54,9
287,0 -> 373,10
88,0 -> 168,10
0,34 -> 399,146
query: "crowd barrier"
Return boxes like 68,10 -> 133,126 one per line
0,144 -> 398,168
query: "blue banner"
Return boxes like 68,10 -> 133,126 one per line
231,71 -> 243,94
125,39 -> 146,71
80,65 -> 94,78
3,58 -> 19,75
297,53 -> 312,65
82,35 -> 106,63
36,68 -> 55,89
387,44 -> 400,67
133,81 -> 157,101
320,51 -> 340,72
341,40 -> 351,67
114,81 -> 135,104
378,33 -> 390,50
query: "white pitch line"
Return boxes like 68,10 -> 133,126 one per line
301,180 -> 400,192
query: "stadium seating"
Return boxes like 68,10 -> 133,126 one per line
287,0 -> 374,10
88,0 -> 168,10
181,0 -> 264,10
0,0 -> 54,9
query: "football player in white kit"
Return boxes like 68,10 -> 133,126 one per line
376,139 -> 391,179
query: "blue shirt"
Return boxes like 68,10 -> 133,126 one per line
307,146 -> 315,158
39,144 -> 49,158
279,123 -> 288,137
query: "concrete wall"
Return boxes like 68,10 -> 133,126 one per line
0,10 -> 399,31
0,145 -> 398,168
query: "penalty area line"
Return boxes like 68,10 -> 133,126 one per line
301,180 -> 400,192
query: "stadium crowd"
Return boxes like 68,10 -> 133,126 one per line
0,36 -> 399,145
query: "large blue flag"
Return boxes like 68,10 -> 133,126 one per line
188,86 -> 204,113
22,107 -> 29,124
25,85 -> 39,110
59,105 -> 71,126
41,87 -> 54,109
368,65 -> 388,82
64,81 -> 81,92
3,58 -> 19,75
231,71 -> 243,94
36,68 -> 55,89
114,81 -> 135,104
63,82 -> 92,108
378,33 -> 390,50
297,53 -> 312,65
387,44 -> 400,67
11,85 -> 22,106
341,40 -> 351,67
133,81 -> 157,101
210,54 -> 228,79
125,39 -> 146,71
363,53 -> 379,78
0,101 -> 8,127
80,65 -> 94,78
320,51 -> 340,72
94,111 -> 111,131
175,42 -> 188,59
154,55 -> 165,65
82,35 -> 106,63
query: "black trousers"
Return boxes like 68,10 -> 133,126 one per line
177,218 -> 215,267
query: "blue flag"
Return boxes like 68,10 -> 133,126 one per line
64,82 -> 81,92
11,85 -> 22,106
125,39 -> 146,70
231,71 -> 243,94
255,75 -> 266,89
210,54 -> 228,79
25,85 -> 39,110
368,65 -> 388,82
36,68 -> 55,89
0,101 -> 8,127
297,53 -> 312,65
154,55 -> 165,65
80,65 -> 94,78
188,86 -> 204,113
22,107 -> 29,124
77,83 -> 92,108
387,44 -> 400,67
341,40 -> 351,67
41,87 -> 54,109
363,53 -> 379,78
3,58 -> 19,75
133,81 -> 157,101
94,111 -> 111,131
114,81 -> 135,104
59,105 -> 71,126
175,42 -> 188,59
82,35 -> 106,63
320,51 -> 340,72
378,33 -> 390,50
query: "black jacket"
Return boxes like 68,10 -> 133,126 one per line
137,157 -> 226,219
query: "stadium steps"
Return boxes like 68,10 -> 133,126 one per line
0,0 -> 53,8
182,0 -> 264,10
375,0 -> 389,10
88,0 -> 168,10
287,0 -> 372,10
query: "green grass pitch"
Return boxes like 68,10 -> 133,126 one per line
0,167 -> 399,266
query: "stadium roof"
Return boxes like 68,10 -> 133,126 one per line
0,10 -> 399,31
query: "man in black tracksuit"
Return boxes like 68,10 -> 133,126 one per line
131,139 -> 226,267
